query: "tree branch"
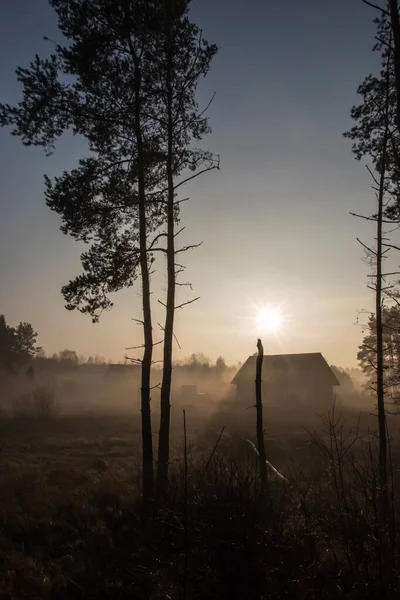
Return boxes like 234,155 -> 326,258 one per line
362,0 -> 390,16
366,164 -> 381,186
174,160 -> 220,191
176,281 -> 193,290
174,226 -> 186,237
176,242 -> 203,254
357,237 -> 377,255
375,35 -> 395,50
351,211 -> 378,222
382,242 -> 400,251
157,322 -> 182,350
126,340 -> 163,350
351,211 -> 400,224
148,232 -> 167,251
175,297 -> 200,310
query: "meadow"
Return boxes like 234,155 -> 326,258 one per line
0,383 -> 398,599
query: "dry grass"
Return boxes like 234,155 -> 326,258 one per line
0,409 -> 399,599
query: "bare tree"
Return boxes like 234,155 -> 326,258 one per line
149,0 -> 219,493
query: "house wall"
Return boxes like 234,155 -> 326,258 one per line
236,378 -> 335,407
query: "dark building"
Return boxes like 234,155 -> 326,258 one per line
231,352 -> 339,407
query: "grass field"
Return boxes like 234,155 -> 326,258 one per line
0,399 -> 399,599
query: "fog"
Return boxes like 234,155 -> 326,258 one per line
0,354 -> 373,432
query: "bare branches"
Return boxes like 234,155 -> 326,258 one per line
174,197 -> 190,206
176,281 -> 193,290
158,297 -> 200,311
382,271 -> 400,276
125,340 -> 163,350
382,242 -> 400,251
366,164 -> 381,187
356,237 -> 377,255
195,91 -> 216,121
174,226 -> 186,238
148,232 -> 167,251
156,322 -> 182,350
174,158 -> 220,191
362,0 -> 390,17
350,212 -> 400,224
175,297 -> 200,310
176,242 -> 203,254
375,35 -> 395,51
132,318 -> 145,326
124,356 -> 141,365
351,212 -> 377,222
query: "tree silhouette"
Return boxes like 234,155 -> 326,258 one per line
358,306 -> 400,403
0,315 -> 40,372
155,0 -> 218,491
0,0 -> 174,500
345,11 -> 396,499
0,0 -> 218,497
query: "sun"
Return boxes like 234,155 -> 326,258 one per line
255,307 -> 284,333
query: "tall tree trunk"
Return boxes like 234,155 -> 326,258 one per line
134,63 -> 154,502
255,338 -> 267,492
157,8 -> 175,493
389,0 -> 400,127
376,48 -> 391,499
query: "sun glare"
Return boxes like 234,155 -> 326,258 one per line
255,307 -> 284,333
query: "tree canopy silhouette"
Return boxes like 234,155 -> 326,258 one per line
0,315 -> 40,372
0,0 -> 218,499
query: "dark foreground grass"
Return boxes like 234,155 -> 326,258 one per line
0,413 -> 399,599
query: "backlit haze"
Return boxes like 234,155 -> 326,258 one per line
0,0 -> 383,366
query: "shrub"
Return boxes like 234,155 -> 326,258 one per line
12,386 -> 57,419
32,386 -> 57,419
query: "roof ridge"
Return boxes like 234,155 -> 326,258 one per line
247,352 -> 322,359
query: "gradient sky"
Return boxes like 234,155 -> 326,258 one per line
0,0 -> 386,367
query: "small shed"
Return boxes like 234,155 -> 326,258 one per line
231,352 -> 339,407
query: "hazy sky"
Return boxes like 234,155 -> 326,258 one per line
0,0 -> 387,367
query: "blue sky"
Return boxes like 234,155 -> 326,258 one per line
0,0 -> 385,366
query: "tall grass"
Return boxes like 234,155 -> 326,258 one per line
0,410 -> 399,598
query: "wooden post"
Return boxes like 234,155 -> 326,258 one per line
255,338 -> 267,491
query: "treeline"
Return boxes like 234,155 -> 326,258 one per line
2,310 -> 365,390
0,313 -> 241,376
0,314 -> 39,373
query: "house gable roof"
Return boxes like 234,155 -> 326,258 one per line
231,352 -> 340,386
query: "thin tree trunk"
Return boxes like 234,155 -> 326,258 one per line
134,63 -> 154,502
376,48 -> 391,498
255,338 -> 267,491
389,0 -> 400,127
157,5 -> 175,493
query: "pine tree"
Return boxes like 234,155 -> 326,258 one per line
0,0 -> 171,500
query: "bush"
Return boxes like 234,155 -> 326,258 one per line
32,386 -> 57,418
12,386 -> 57,419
